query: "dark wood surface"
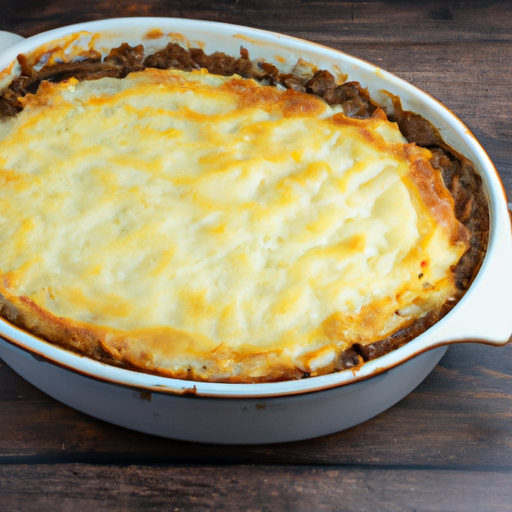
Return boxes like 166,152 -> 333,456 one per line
1,1 -> 512,510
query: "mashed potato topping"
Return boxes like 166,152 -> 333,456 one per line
0,68 -> 469,381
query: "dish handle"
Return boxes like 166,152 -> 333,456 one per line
424,203 -> 512,348
0,31 -> 25,52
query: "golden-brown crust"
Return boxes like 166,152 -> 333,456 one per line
0,42 -> 489,382
406,146 -> 471,246
0,285 -> 118,365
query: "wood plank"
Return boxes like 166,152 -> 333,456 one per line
2,0 -> 512,44
1,464 -> 512,511
2,342 -> 512,467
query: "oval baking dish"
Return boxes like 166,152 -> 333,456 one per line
0,18 -> 511,444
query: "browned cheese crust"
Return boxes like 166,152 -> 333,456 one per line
0,42 -> 489,379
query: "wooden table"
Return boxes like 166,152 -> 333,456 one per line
1,1 -> 512,510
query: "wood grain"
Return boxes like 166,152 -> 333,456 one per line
2,0 -> 512,43
1,464 -> 512,512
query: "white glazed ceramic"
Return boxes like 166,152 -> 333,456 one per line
0,18 -> 511,444
0,30 -> 24,50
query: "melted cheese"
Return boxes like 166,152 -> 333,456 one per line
0,68 -> 469,381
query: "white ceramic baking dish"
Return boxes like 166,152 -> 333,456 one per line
0,18 -> 511,444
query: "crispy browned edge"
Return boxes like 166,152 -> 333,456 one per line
0,42 -> 490,381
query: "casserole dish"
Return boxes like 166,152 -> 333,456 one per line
0,18 -> 511,444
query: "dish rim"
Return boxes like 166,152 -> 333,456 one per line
0,16 -> 510,399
